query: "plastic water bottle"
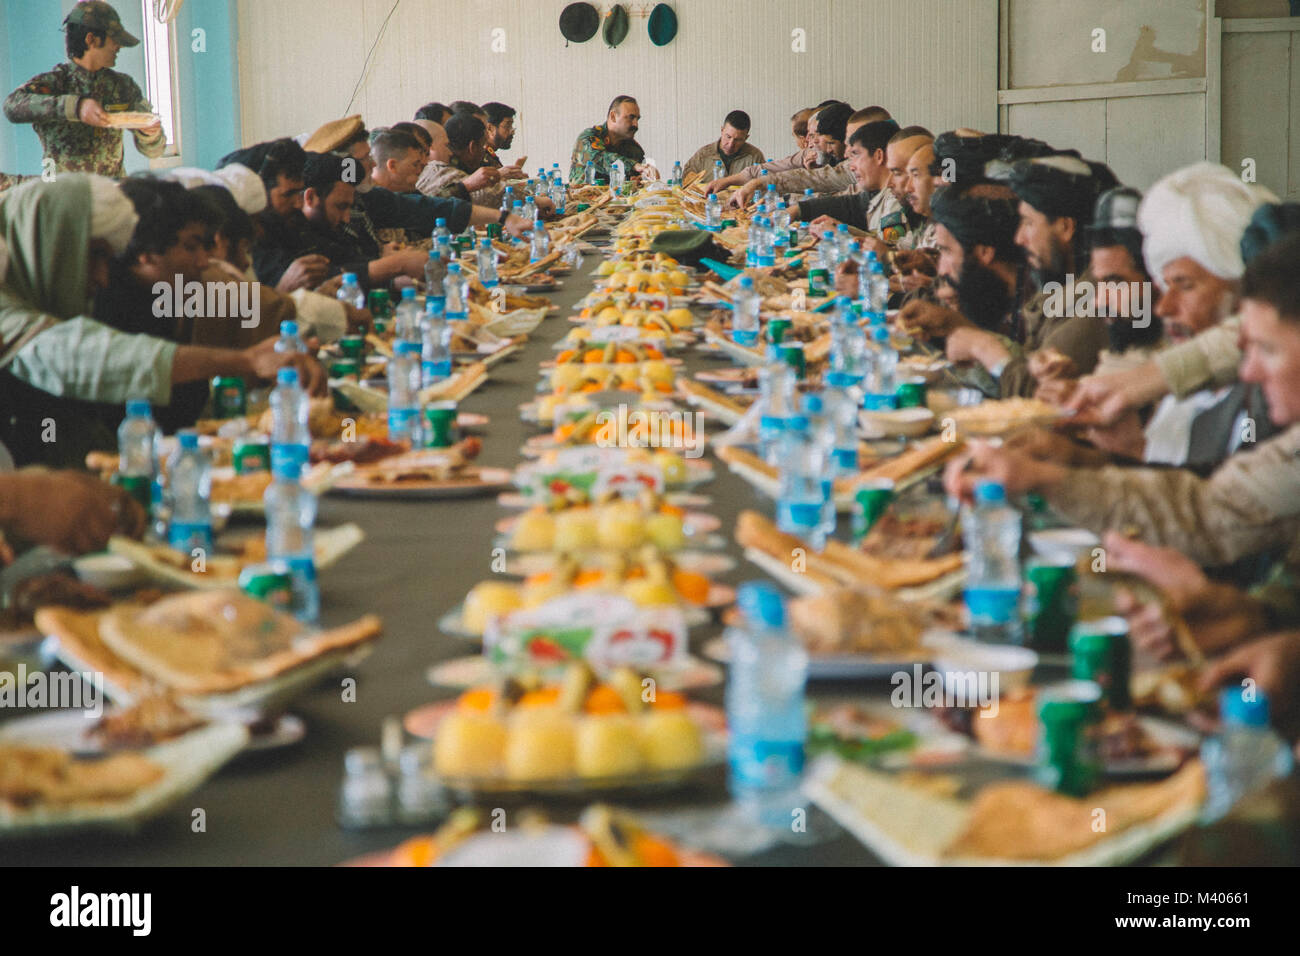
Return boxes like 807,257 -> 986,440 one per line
826,297 -> 866,390
264,457 -> 319,623
726,581 -> 808,830
421,299 -> 452,387
610,159 -> 626,196
431,217 -> 451,248
845,241 -> 865,299
823,387 -> 860,475
705,192 -> 721,230
444,263 -> 469,322
1201,688 -> 1295,822
551,174 -> 567,215
758,361 -> 797,465
393,286 -> 421,347
424,247 -> 447,306
712,159 -> 725,183
775,416 -> 827,548
269,367 -> 310,477
274,319 -> 307,355
798,188 -> 815,242
476,239 -> 499,289
805,393 -> 837,541
962,481 -> 1023,644
499,186 -> 515,215
773,202 -> 791,254
584,161 -> 597,186
755,217 -> 776,268
167,430 -> 213,554
834,224 -> 852,265
118,398 -> 158,483
763,183 -> 778,216
529,214 -> 551,262
522,190 -> 537,223
731,276 -> 760,347
865,326 -> 898,408
388,340 -> 423,447
867,258 -> 890,325
510,201 -> 526,240
337,272 -> 365,310
671,160 -> 683,185
818,229 -> 838,273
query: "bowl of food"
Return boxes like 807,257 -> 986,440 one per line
924,631 -> 1039,694
73,553 -> 144,591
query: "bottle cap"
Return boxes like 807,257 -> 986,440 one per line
480,238 -> 491,248
280,320 -> 298,336
974,480 -> 1007,504
276,367 -> 299,386
177,429 -> 200,449
400,287 -> 416,300
125,398 -> 151,417
435,218 -> 446,227
512,201 -> 523,209
849,241 -> 862,253
736,581 -> 787,628
738,276 -> 754,289
803,393 -> 824,414
1219,687 -> 1271,727
872,326 -> 890,342
342,272 -> 358,283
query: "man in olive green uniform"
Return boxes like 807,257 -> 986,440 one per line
3,2 -> 165,178
681,110 -> 765,179
569,95 -> 648,185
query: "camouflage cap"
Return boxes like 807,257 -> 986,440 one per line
65,1 -> 140,48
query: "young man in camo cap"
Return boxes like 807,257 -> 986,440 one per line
3,1 -> 165,177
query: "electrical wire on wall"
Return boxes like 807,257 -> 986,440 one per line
344,0 -> 402,116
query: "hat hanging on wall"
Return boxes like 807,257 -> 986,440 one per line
604,4 -> 630,48
648,4 -> 677,46
560,2 -> 600,45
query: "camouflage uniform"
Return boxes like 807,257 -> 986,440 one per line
416,159 -> 472,202
738,148 -> 812,182
766,160 -> 855,197
996,268 -> 1110,398
569,124 -> 645,184
3,62 -> 165,177
896,216 -> 939,252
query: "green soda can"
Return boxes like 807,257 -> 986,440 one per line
112,473 -> 152,511
367,289 -> 392,321
808,269 -> 830,297
328,358 -> 360,381
238,562 -> 295,612
423,401 -> 458,448
486,223 -> 503,240
765,318 -> 792,347
895,377 -> 927,409
1035,680 -> 1102,796
779,342 -> 806,379
1023,557 -> 1078,653
853,478 -> 895,540
232,437 -> 271,475
338,335 -> 365,359
1069,616 -> 1133,711
210,376 -> 247,418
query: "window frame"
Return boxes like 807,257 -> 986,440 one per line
140,0 -> 181,161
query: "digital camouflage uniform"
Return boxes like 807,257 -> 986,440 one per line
569,124 -> 645,185
3,62 -> 165,177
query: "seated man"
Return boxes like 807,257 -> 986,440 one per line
415,114 -> 504,205
0,175 -> 322,467
796,119 -> 900,233
481,102 -> 517,168
569,95 -> 651,184
708,106 -> 816,194
682,110 -> 765,179
730,103 -> 866,207
254,151 -> 429,294
414,102 -> 451,125
932,154 -> 1118,397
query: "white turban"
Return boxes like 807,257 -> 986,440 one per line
164,163 -> 267,215
88,175 -> 139,256
1138,162 -> 1278,290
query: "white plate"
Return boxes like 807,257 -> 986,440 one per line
72,553 -> 143,591
702,636 -> 923,680
0,722 -> 248,837
1029,528 -> 1101,562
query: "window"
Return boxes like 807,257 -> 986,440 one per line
140,1 -> 180,157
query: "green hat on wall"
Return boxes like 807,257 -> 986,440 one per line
559,3 -> 600,44
604,4 -> 630,48
648,4 -> 678,46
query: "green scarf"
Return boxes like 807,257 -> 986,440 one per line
0,174 -> 93,321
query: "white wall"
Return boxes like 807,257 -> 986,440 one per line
236,0 -> 998,174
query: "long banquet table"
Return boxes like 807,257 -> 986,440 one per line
8,246 -> 1298,868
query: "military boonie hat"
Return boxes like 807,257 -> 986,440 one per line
604,4 -> 630,48
560,3 -> 600,44
648,4 -> 678,46
64,1 -> 139,47
304,115 -> 365,154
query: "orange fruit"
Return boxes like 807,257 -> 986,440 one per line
633,834 -> 680,867
516,687 -> 562,709
650,690 -> 687,710
458,686 -> 496,712
584,684 -> 627,714
672,569 -> 710,605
